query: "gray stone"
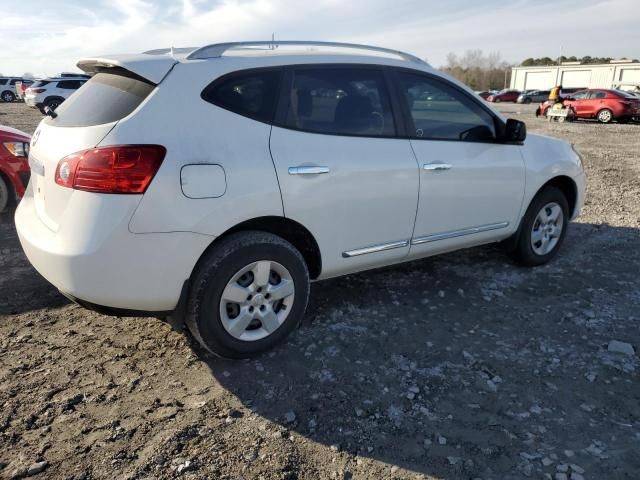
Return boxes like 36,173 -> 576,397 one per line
607,340 -> 635,356
26,461 -> 48,476
283,411 -> 296,424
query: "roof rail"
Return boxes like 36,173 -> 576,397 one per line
143,47 -> 198,56
186,41 -> 428,65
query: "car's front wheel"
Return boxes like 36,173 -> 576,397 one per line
0,175 -> 12,212
511,186 -> 569,266
186,231 -> 310,358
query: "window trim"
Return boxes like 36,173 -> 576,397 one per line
389,67 -> 508,144
273,63 -> 403,139
200,66 -> 284,125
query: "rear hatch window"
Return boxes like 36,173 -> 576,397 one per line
45,72 -> 155,127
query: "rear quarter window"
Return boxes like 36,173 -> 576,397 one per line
46,72 -> 155,127
201,69 -> 282,124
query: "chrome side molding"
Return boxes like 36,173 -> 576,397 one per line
412,222 -> 509,245
343,240 -> 409,258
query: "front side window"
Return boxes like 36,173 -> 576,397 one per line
570,91 -> 589,100
201,70 -> 281,124
588,91 -> 606,99
396,72 -> 496,142
283,67 -> 395,137
0,79 -> 7,85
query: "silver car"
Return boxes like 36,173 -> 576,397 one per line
517,90 -> 551,104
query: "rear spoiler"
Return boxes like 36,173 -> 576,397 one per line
77,54 -> 178,84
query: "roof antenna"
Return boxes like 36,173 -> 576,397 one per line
270,33 -> 277,50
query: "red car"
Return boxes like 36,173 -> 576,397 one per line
537,89 -> 640,123
0,126 -> 31,212
486,89 -> 520,103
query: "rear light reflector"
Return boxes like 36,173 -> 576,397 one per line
55,145 -> 166,194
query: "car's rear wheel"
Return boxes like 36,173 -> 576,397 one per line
44,97 -> 63,111
0,175 -> 12,213
495,98 -> 502,103
524,98 -> 532,104
1,90 -> 15,102
596,108 -> 613,123
511,186 -> 569,267
186,231 -> 310,358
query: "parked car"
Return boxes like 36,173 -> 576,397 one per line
15,41 -> 586,358
0,125 -> 30,212
517,90 -> 550,104
476,91 -> 492,100
486,89 -> 521,102
24,76 -> 88,113
0,77 -> 28,102
14,80 -> 35,101
537,89 -> 640,123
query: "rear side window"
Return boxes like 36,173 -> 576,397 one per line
57,80 -> 85,89
31,80 -> 50,88
0,79 -> 6,85
282,67 -> 395,137
201,70 -> 281,124
47,72 -> 154,127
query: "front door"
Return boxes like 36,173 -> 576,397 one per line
391,70 -> 526,259
269,66 -> 420,278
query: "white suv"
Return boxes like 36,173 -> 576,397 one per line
15,41 -> 586,358
24,76 -> 89,113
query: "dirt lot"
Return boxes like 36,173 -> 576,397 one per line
0,102 -> 639,480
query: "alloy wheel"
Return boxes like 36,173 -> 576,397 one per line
219,260 -> 295,341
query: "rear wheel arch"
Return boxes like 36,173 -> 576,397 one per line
196,216 -> 322,281
0,170 -> 16,212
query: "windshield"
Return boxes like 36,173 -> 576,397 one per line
46,72 -> 155,127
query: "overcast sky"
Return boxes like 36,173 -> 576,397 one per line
1,0 -> 638,76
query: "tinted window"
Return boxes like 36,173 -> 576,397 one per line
47,72 -> 154,127
283,68 -> 395,137
202,70 -> 281,124
9,79 -> 19,85
0,79 -> 6,85
30,80 -> 50,88
570,91 -> 589,100
57,80 -> 85,89
589,91 -> 607,99
397,72 -> 496,142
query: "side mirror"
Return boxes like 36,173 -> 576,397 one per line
505,118 -> 526,143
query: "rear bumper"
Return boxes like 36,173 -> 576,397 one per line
15,188 -> 213,311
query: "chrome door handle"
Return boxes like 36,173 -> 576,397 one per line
423,163 -> 452,171
288,166 -> 330,175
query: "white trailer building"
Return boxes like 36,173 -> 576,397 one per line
510,61 -> 640,91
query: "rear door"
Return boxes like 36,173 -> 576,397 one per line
28,71 -> 156,231
269,65 -> 419,278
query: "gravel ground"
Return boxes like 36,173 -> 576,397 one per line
1,102 -> 639,480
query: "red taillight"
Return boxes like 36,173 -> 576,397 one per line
30,88 -> 46,93
54,145 -> 166,194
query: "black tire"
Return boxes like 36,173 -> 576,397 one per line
0,174 -> 12,213
1,90 -> 15,102
617,117 -> 630,124
596,108 -> 613,124
186,231 -> 310,358
510,186 -> 569,267
495,98 -> 502,103
524,98 -> 532,104
44,97 -> 64,111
